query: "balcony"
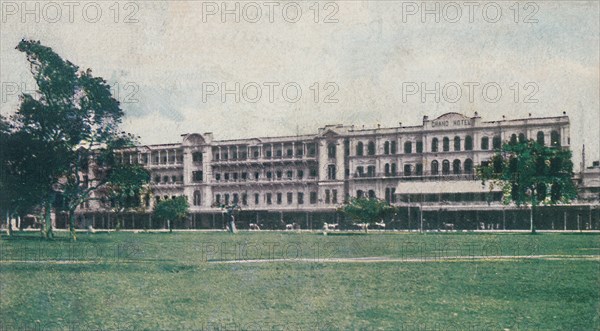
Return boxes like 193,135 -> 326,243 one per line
350,171 -> 477,181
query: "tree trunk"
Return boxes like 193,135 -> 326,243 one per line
530,205 -> 534,233
6,210 -> 12,238
69,210 -> 77,241
43,201 -> 54,240
228,215 -> 237,234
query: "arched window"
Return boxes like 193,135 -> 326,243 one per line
431,138 -> 439,152
367,141 -> 376,155
453,159 -> 461,175
510,134 -> 517,145
465,135 -> 473,151
384,141 -> 390,155
454,136 -> 461,151
327,143 -> 336,158
518,133 -> 526,143
464,159 -> 473,174
537,131 -> 545,145
442,160 -> 450,175
384,163 -> 390,175
481,137 -> 489,150
391,163 -> 397,175
404,141 -> 412,154
356,142 -> 364,156
193,190 -> 201,206
357,190 -> 364,198
492,136 -> 502,149
368,190 -> 376,199
431,160 -> 439,175
404,164 -> 412,176
551,130 -> 561,147
443,137 -> 450,152
390,141 -> 397,154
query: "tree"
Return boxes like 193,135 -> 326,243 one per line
478,139 -> 577,232
153,197 -> 190,232
10,39 -> 144,240
99,164 -> 151,231
338,197 -> 396,232
213,203 -> 241,233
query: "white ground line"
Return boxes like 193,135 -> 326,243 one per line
1,254 -> 598,264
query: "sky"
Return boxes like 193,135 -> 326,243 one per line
1,1 -> 599,170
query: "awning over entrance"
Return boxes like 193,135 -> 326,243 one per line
395,180 -> 502,195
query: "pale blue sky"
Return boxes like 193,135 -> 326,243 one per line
1,1 -> 598,169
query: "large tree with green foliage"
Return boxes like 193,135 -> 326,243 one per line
478,139 -> 577,232
153,197 -> 190,232
9,39 -> 145,240
338,197 -> 396,232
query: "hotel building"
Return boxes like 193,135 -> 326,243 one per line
74,112 -> 597,230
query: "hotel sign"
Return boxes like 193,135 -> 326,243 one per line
431,118 -> 472,128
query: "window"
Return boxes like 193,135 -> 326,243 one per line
154,176 -> 160,183
287,192 -> 293,204
453,159 -> 461,175
224,173 -> 230,181
493,136 -> 502,149
454,136 -> 461,151
233,194 -> 239,204
481,137 -> 489,150
215,194 -> 221,205
357,166 -> 364,177
254,193 -> 259,204
518,133 -> 526,143
172,175 -> 177,183
391,163 -> 397,176
241,172 -> 247,180
309,167 -> 317,178
391,141 -> 397,154
537,131 -> 545,145
215,173 -> 221,181
443,137 -> 450,151
296,148 -> 303,157
416,163 -> 423,176
465,135 -> 473,150
309,192 -> 317,204
287,149 -> 293,157
232,173 -> 238,181
431,160 -> 439,175
510,134 -> 517,145
367,166 -> 375,177
327,143 -> 336,158
442,160 -> 450,175
287,170 -> 293,179
276,171 -> 282,179
368,190 -> 376,199
224,194 -> 230,205
327,165 -> 336,180
551,130 -> 560,146
254,172 -> 260,180
297,192 -> 304,204
431,138 -> 439,152
266,193 -> 272,205
307,144 -> 316,156
266,171 -> 272,180
404,141 -> 412,154
332,189 -> 338,204
189,171 -> 201,182
357,190 -> 364,198
356,142 -> 364,156
192,152 -> 202,163
416,141 -> 423,153
464,159 -> 473,174
276,149 -> 282,157
163,176 -> 169,183
297,169 -> 304,179
276,193 -> 282,204
266,150 -> 272,158
325,190 -> 331,204
384,163 -> 390,175
404,164 -> 412,176
367,141 -> 375,155
384,141 -> 390,155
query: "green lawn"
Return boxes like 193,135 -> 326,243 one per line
1,231 -> 598,330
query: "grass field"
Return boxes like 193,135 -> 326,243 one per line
0,231 -> 598,330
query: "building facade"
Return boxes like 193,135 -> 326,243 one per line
77,112 -> 583,230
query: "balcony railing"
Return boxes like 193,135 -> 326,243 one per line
350,171 -> 477,181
